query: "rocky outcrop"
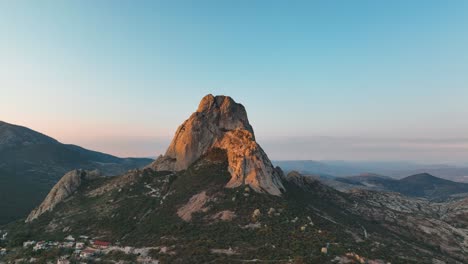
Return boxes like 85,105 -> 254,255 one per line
285,171 -> 317,188
150,94 -> 285,196
211,210 -> 236,221
26,169 -> 101,222
177,191 -> 211,222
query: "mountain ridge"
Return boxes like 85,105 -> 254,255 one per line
0,121 -> 58,149
328,172 -> 468,201
275,159 -> 468,183
0,120 -> 152,224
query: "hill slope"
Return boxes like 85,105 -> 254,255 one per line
398,173 -> 468,199
4,149 -> 467,263
0,121 -> 152,224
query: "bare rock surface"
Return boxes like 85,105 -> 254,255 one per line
177,191 -> 211,222
151,94 -> 284,195
26,169 -> 101,222
212,210 -> 236,221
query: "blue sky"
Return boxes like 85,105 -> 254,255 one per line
1,1 -> 468,163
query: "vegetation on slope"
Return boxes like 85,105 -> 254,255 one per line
3,149 -> 463,263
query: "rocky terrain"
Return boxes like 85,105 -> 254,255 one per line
2,95 -> 467,263
0,121 -> 152,224
349,190 -> 468,260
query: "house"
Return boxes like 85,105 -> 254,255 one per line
321,247 -> 328,254
62,242 -> 74,249
79,248 -> 96,259
79,235 -> 89,240
64,235 -> 75,241
75,242 -> 85,249
0,248 -> 7,255
92,240 -> 111,249
23,240 -> 36,248
48,241 -> 59,247
57,256 -> 70,264
33,242 -> 46,251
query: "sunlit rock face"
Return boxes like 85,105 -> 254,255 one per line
150,94 -> 284,195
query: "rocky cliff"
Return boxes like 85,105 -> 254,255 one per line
26,169 -> 101,222
150,94 -> 284,195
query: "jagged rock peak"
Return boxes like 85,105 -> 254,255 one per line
196,94 -> 254,136
150,94 -> 285,196
26,169 -> 101,222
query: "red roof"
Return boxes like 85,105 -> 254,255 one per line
93,240 -> 110,246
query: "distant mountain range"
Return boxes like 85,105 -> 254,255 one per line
274,160 -> 468,183
325,173 -> 468,201
0,121 -> 153,224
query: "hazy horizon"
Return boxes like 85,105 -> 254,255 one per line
2,1 -> 468,163
3,118 -> 468,166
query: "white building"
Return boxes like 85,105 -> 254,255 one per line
57,258 -> 70,264
33,243 -> 46,251
79,248 -> 96,259
23,240 -> 36,248
75,242 -> 85,249
62,242 -> 74,248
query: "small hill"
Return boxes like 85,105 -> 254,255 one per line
0,121 -> 152,224
275,159 -> 468,183
330,173 -> 468,201
397,173 -> 468,200
400,172 -> 453,184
